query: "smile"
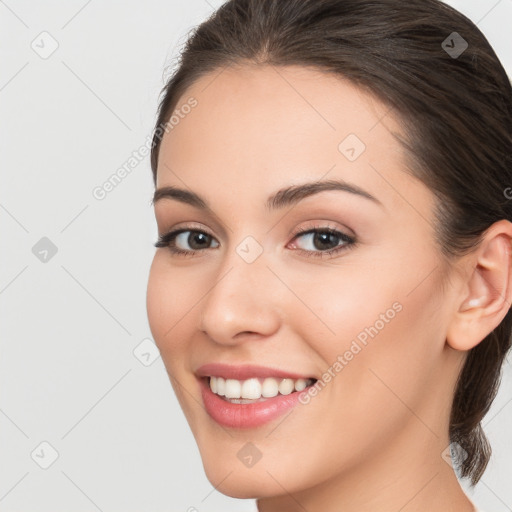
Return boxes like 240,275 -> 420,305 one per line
208,376 -> 316,402
195,363 -> 318,428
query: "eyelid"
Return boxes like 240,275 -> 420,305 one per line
158,220 -> 353,244
159,221 -> 213,237
155,208 -> 229,240
290,220 -> 355,238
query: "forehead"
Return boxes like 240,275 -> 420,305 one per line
155,64 -> 428,217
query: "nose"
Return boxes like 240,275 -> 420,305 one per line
198,245 -> 282,346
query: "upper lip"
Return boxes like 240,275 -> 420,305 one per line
195,363 -> 316,381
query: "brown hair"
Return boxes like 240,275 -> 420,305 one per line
150,0 -> 512,485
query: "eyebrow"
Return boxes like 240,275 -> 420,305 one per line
152,179 -> 383,211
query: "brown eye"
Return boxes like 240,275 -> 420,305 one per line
155,229 -> 220,255
290,227 -> 355,258
179,231 -> 214,250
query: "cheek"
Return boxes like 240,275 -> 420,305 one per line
289,247 -> 446,414
275,256 -> 404,363
146,254 -> 204,420
298,242 -> 442,355
146,253 -> 198,358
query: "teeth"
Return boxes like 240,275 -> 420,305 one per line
216,377 -> 225,396
294,378 -> 307,391
278,378 -> 295,395
224,379 -> 241,398
209,376 -> 314,400
261,377 -> 279,397
241,378 -> 261,399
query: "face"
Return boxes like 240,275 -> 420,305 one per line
146,64 -> 461,499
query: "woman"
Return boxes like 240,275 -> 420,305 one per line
146,0 -> 511,510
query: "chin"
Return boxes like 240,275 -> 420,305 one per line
203,467 -> 279,499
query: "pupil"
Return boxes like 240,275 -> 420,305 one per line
314,232 -> 338,250
189,232 -> 209,249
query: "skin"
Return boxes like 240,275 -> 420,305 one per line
146,64 -> 512,511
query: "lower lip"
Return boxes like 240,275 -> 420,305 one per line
199,378 -> 310,429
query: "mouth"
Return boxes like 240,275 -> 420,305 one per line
195,363 -> 319,428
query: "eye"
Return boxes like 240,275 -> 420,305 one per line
154,224 -> 356,259
154,228 -> 219,256
288,225 -> 356,259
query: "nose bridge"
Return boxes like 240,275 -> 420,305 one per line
199,236 -> 280,343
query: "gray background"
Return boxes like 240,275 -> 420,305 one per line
0,1 -> 511,511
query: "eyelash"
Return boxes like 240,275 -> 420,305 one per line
154,224 -> 356,259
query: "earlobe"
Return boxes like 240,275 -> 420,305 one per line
446,220 -> 512,352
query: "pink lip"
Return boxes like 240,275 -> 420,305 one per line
198,376 -> 311,429
195,363 -> 314,381
195,363 -> 316,429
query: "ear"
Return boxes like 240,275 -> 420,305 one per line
446,219 -> 512,351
